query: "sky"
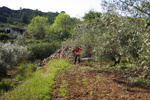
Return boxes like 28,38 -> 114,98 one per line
0,0 -> 103,19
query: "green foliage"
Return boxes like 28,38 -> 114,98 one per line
0,42 -> 30,65
26,16 -> 49,39
136,80 -> 150,85
73,15 -> 143,61
107,63 -> 114,67
0,15 -> 7,23
0,62 -> 7,78
101,0 -> 150,79
0,82 -> 13,95
83,10 -> 102,23
0,33 -> 9,41
21,12 -> 29,24
72,13 -> 150,79
0,6 -> 59,27
0,42 -> 30,78
0,63 -> 37,96
102,0 -> 150,17
25,39 -> 42,44
128,77 -> 150,85
51,13 -> 80,40
60,80 -> 68,97
16,63 -> 37,81
27,42 -> 60,60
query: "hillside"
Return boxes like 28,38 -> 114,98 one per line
0,6 -> 59,29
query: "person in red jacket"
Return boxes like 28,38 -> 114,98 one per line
74,46 -> 81,64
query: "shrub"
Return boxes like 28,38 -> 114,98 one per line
0,82 -> 13,96
27,42 -> 60,61
0,42 -> 30,65
0,62 -> 7,78
0,33 -> 9,41
0,42 -> 30,78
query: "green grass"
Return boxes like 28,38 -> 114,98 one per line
0,59 -> 71,100
59,80 -> 68,98
81,67 -> 87,70
82,79 -> 87,85
15,63 -> 37,81
136,80 -> 150,85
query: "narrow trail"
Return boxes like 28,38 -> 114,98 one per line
51,62 -> 150,100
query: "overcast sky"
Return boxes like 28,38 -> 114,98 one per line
0,0 -> 102,19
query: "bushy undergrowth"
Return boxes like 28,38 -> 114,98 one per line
0,82 -> 13,96
0,63 -> 37,96
16,63 -> 37,81
0,33 -> 9,41
27,41 -> 60,61
0,62 -> 7,77
0,59 -> 71,100
0,42 -> 30,78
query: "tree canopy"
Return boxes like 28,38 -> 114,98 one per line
102,0 -> 150,17
51,13 -> 80,40
26,16 -> 49,39
0,6 -> 59,28
83,10 -> 102,23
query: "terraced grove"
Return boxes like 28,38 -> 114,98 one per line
51,62 -> 150,100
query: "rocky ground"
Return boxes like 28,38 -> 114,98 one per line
51,62 -> 150,100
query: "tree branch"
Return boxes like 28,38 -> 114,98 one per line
119,0 -> 150,16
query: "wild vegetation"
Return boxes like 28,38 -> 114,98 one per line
0,0 -> 150,99
0,6 -> 59,29
1,59 -> 71,99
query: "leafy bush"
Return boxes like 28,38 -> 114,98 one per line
27,42 -> 60,61
0,33 -> 9,41
0,62 -> 7,78
0,42 -> 30,65
0,82 -> 13,96
0,42 -> 30,78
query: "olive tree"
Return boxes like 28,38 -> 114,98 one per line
102,0 -> 150,17
0,42 -> 30,78
101,0 -> 150,78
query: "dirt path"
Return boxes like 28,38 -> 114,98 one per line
51,62 -> 150,100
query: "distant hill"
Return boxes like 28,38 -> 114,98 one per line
0,6 -> 60,29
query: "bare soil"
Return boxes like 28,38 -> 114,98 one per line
51,62 -> 150,100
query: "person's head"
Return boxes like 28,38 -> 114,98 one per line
75,46 -> 78,49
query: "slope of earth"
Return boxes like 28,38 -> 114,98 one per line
51,62 -> 150,100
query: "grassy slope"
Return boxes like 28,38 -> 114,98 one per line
1,59 -> 72,100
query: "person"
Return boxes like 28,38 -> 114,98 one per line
74,46 -> 81,64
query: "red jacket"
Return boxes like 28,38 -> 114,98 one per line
75,48 -> 81,55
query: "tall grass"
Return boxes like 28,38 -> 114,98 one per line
0,59 -> 71,100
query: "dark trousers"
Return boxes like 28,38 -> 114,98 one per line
74,55 -> 80,64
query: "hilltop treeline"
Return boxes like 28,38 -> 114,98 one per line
0,6 -> 60,28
